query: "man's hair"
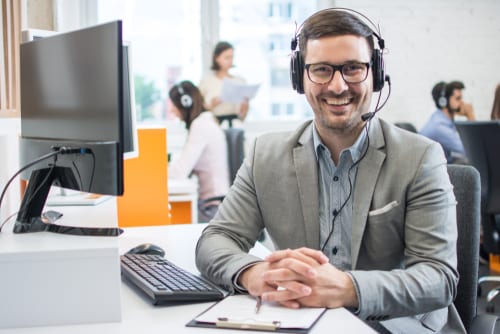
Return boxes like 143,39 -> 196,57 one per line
211,41 -> 233,71
168,80 -> 205,130
431,81 -> 465,109
298,9 -> 375,59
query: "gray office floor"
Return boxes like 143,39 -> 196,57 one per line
478,262 -> 500,332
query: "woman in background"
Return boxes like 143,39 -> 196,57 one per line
199,41 -> 249,126
168,81 -> 230,222
491,83 -> 500,120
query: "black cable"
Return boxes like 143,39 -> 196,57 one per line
0,146 -> 93,232
320,78 -> 390,252
88,150 -> 96,193
0,150 -> 60,231
321,129 -> 371,252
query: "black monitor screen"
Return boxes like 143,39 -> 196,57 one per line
17,21 -> 124,235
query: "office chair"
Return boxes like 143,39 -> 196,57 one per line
455,121 -> 500,311
216,114 -> 239,128
198,128 -> 245,221
448,164 -> 497,333
394,122 -> 417,133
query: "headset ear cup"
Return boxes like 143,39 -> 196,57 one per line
371,49 -> 385,92
290,50 -> 305,94
438,96 -> 447,108
180,94 -> 193,109
437,84 -> 447,108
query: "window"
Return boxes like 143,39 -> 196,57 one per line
56,0 -> 318,123
219,0 -> 317,120
97,1 -> 201,123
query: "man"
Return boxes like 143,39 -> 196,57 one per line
420,81 -> 476,164
196,8 -> 464,334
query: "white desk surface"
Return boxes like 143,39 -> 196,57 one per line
0,223 -> 376,334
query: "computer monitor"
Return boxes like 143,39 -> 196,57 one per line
122,42 -> 139,159
16,21 -> 126,235
21,29 -> 139,159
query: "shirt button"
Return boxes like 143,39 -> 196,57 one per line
332,247 -> 338,255
333,176 -> 339,181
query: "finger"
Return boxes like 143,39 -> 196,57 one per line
265,258 -> 318,279
261,284 -> 311,304
266,248 -> 326,266
295,248 -> 330,264
278,300 -> 301,309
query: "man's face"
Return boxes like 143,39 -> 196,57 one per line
303,35 -> 373,133
448,89 -> 463,113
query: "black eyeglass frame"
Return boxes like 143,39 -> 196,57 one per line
304,62 -> 371,85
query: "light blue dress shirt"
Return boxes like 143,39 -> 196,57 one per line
419,110 -> 467,163
312,123 -> 367,269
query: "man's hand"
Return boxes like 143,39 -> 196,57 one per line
456,102 -> 476,120
239,248 -> 359,309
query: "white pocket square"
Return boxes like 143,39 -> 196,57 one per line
368,201 -> 399,216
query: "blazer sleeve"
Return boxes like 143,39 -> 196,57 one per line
349,141 -> 459,320
195,138 -> 265,291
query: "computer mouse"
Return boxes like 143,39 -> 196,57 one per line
126,243 -> 165,257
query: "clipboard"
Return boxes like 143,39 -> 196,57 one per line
186,294 -> 326,333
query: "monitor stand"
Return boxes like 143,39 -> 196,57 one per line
13,167 -> 123,236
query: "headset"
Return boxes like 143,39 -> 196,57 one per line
290,8 -> 387,95
437,82 -> 448,109
176,83 -> 193,109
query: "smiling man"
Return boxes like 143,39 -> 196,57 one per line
196,8 -> 464,334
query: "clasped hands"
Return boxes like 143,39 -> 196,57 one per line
238,247 -> 358,309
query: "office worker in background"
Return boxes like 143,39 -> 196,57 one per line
196,8 -> 464,334
168,81 -> 230,222
420,81 -> 476,164
199,41 -> 249,126
491,83 -> 500,120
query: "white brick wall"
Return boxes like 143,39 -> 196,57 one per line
336,0 -> 500,129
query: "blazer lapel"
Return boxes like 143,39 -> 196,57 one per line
293,123 -> 320,248
351,120 -> 386,268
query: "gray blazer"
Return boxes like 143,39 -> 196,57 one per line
196,118 -> 466,333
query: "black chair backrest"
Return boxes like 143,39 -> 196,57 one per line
455,121 -> 500,214
224,128 -> 245,185
448,164 -> 481,332
394,122 -> 417,133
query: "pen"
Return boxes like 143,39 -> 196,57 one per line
255,296 -> 262,314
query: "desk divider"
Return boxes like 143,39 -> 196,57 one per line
117,127 -> 170,226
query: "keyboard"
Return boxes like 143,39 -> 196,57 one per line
120,254 -> 224,304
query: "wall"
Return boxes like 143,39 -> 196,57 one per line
335,0 -> 500,129
0,119 -> 21,223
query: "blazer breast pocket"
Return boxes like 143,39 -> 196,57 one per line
362,201 -> 404,267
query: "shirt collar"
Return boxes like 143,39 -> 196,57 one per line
312,121 -> 368,162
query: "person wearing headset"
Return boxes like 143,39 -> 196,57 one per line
420,81 -> 476,164
168,81 -> 230,222
199,41 -> 250,126
196,8 -> 463,334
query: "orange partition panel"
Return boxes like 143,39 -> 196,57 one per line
117,128 -> 170,226
170,201 -> 192,224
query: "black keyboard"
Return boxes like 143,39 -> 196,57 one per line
120,254 -> 224,304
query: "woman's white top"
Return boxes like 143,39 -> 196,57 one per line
169,112 -> 230,200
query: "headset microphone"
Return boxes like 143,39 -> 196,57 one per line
361,112 -> 374,122
361,74 -> 391,122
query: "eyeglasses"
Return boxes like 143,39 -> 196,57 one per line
305,62 -> 370,85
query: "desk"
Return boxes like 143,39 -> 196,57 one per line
0,223 -> 376,333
